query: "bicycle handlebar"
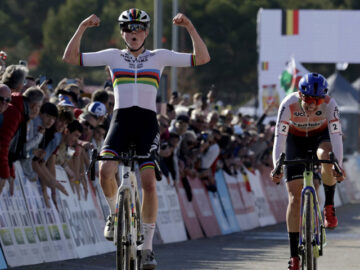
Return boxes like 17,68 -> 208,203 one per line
87,149 -> 163,181
272,152 -> 342,182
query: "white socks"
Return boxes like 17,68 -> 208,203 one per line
105,194 -> 117,215
142,223 -> 156,250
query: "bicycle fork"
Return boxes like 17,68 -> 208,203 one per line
298,186 -> 326,258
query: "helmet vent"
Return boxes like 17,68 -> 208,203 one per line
314,82 -> 318,95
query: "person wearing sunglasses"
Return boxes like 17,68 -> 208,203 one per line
63,7 -> 210,269
0,84 -> 11,128
270,72 -> 346,270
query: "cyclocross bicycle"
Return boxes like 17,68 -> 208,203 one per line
273,151 -> 342,270
88,145 -> 161,270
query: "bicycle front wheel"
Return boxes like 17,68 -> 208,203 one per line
116,189 -> 131,270
303,190 -> 315,270
131,190 -> 142,270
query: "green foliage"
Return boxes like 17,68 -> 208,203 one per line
1,0 -> 360,104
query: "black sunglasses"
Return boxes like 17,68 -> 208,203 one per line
0,96 -> 11,103
121,23 -> 147,33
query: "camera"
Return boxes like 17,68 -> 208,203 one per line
197,132 -> 209,144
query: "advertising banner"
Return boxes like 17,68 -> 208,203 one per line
214,170 -> 240,232
0,163 -> 47,267
17,162 -> 75,264
221,170 -> 252,231
236,172 -> 260,230
244,168 -> 276,226
258,165 -> 288,223
175,180 -> 204,239
56,166 -> 115,258
156,176 -> 187,243
186,177 -> 221,237
208,190 -> 232,235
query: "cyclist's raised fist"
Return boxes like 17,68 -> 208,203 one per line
173,13 -> 191,28
81,14 -> 101,28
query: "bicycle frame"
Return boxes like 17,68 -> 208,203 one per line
298,170 -> 326,259
114,162 -> 142,261
87,147 -> 162,269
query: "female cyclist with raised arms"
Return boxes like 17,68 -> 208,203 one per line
270,73 -> 345,270
63,8 -> 210,269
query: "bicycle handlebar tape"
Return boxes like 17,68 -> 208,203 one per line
272,153 -> 286,176
273,153 -> 286,185
329,152 -> 343,183
329,152 -> 341,173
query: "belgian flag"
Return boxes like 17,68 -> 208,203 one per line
281,10 -> 299,36
261,61 -> 269,71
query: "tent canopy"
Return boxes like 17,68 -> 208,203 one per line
327,72 -> 360,113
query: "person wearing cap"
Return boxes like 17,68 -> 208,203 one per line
54,88 -> 78,107
169,114 -> 189,136
63,7 -> 210,268
87,101 -> 107,125
189,109 -> 207,134
58,94 -> 75,108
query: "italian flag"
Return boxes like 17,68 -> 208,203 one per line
279,57 -> 309,95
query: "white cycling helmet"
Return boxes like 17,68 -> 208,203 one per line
88,101 -> 107,117
118,8 -> 150,26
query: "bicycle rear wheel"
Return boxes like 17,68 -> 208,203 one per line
303,190 -> 315,270
116,189 -> 131,270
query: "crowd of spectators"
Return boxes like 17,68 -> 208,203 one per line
0,58 -> 276,207
158,88 -> 276,197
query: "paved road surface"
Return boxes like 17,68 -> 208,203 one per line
13,202 -> 360,270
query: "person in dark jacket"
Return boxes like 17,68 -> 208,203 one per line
0,86 -> 44,195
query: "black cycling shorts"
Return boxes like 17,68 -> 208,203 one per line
285,128 -> 330,182
101,106 -> 159,167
